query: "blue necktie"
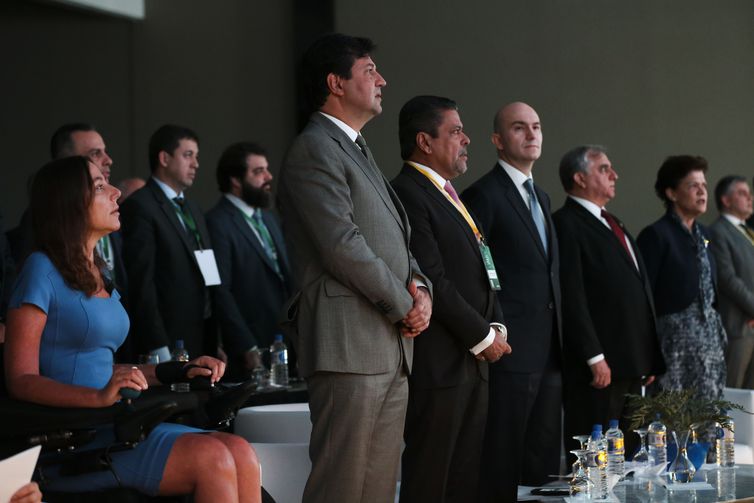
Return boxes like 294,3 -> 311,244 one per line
524,178 -> 548,254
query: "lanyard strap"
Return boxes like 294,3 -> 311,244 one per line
172,199 -> 203,248
408,162 -> 483,241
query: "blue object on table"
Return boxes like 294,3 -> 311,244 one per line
687,441 -> 710,471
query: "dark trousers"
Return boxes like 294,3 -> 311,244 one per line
400,375 -> 488,503
479,366 -> 562,503
563,374 -> 642,459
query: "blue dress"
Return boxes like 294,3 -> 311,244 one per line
10,252 -> 203,495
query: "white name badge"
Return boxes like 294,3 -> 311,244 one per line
194,249 -> 221,286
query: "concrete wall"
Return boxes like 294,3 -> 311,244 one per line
2,1 -> 752,234
0,0 -> 296,228
335,0 -> 754,231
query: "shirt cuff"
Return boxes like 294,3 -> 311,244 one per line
470,323 -> 507,355
587,353 -> 605,366
412,275 -> 428,290
470,328 -> 496,355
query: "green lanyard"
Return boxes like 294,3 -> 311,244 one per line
239,209 -> 282,276
172,198 -> 203,248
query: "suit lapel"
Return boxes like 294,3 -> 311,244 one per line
404,165 -> 480,252
221,198 -> 280,276
495,166 -> 548,259
148,180 -> 197,256
313,114 -> 407,234
566,198 -> 639,277
263,210 -> 292,279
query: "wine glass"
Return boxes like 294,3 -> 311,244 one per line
569,449 -> 595,496
573,434 -> 590,450
633,428 -> 649,465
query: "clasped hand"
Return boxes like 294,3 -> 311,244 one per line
401,281 -> 432,337
476,329 -> 512,363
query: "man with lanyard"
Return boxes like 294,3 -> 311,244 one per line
120,124 -> 220,362
206,142 -> 294,380
391,96 -> 510,503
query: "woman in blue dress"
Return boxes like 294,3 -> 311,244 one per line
4,156 -> 261,502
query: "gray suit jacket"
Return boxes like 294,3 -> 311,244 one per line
709,216 -> 754,340
278,113 -> 429,378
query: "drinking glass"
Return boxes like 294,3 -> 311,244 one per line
573,434 -> 590,450
569,449 -> 594,496
633,428 -> 649,464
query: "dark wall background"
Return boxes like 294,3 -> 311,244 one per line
2,0 -> 753,235
336,0 -> 754,231
0,0 -> 296,228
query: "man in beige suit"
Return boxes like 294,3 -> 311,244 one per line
709,175 -> 754,388
278,33 -> 432,503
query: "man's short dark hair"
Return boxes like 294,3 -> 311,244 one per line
50,123 -> 97,159
216,142 -> 268,193
714,175 -> 747,211
558,145 -> 608,192
300,33 -> 376,114
654,155 -> 708,210
148,124 -> 199,173
398,95 -> 458,161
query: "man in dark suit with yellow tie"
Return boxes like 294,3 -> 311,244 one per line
391,95 -> 511,502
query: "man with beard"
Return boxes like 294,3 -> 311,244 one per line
207,142 -> 294,379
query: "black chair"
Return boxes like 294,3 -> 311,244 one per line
0,345 -> 270,502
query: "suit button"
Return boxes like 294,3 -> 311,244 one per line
548,302 -> 554,310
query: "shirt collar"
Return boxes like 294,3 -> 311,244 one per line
225,193 -> 257,218
568,195 -> 605,220
320,112 -> 359,142
406,161 -> 447,188
152,176 -> 183,201
498,159 -> 533,187
722,212 -> 746,226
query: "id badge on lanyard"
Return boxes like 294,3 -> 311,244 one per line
479,242 -> 501,290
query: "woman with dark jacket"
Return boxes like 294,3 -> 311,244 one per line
637,155 -> 726,399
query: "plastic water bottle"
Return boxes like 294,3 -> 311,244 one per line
170,340 -> 190,392
270,335 -> 289,387
716,419 -> 735,467
606,419 -> 625,479
648,414 -> 667,469
587,425 -> 608,500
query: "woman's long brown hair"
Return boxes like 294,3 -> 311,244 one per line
30,156 -> 105,295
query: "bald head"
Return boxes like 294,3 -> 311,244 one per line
117,177 -> 146,204
491,102 -> 542,175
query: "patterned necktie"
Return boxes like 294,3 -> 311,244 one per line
523,178 -> 548,253
601,209 -> 632,259
251,211 -> 282,276
444,180 -> 462,205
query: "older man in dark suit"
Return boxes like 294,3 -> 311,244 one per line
278,34 -> 431,503
206,142 -> 293,379
120,124 -> 218,361
391,96 -> 511,502
709,175 -> 754,388
553,145 -> 664,455
462,102 -> 561,502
